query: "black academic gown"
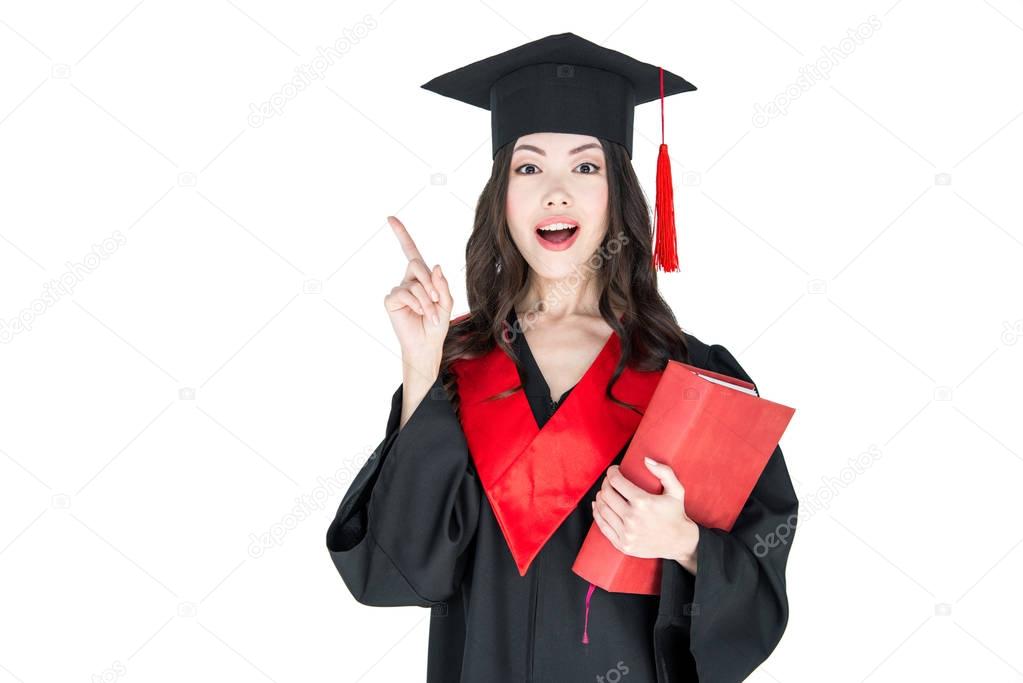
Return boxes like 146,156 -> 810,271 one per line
326,318 -> 799,682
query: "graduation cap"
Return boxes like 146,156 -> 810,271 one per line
421,32 -> 697,272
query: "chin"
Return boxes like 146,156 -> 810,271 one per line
525,253 -> 589,281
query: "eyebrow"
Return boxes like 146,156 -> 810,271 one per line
512,142 -> 603,156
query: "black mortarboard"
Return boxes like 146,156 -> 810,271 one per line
420,32 -> 697,272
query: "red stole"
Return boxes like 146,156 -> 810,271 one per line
450,326 -> 663,576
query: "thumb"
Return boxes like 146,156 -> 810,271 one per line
644,457 -> 684,499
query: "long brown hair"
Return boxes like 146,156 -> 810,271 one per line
440,137 -> 689,415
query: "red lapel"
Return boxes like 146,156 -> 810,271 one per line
450,324 -> 663,575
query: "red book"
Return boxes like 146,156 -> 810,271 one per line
571,359 -> 796,595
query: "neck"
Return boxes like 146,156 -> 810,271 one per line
516,269 -> 602,322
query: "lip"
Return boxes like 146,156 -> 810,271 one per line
534,216 -> 580,252
535,228 -> 579,251
535,215 -> 580,230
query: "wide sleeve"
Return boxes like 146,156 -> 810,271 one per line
325,372 -> 482,607
653,343 -> 799,683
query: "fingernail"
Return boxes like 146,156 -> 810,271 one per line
644,456 -> 655,466
433,314 -> 440,326
431,290 -> 439,301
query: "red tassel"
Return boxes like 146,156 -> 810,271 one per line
654,143 -> 679,272
652,67 -> 680,273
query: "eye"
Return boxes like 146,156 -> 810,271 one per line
513,162 -> 602,175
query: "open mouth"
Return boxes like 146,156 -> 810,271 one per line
535,223 -> 579,244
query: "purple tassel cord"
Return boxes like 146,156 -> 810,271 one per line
581,582 -> 597,644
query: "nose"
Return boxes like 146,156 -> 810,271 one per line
543,192 -> 571,208
541,171 -> 573,210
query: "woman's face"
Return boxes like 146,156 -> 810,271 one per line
505,132 -> 609,280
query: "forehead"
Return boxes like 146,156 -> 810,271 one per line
512,132 -> 603,155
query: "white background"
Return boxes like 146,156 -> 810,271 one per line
1,1 -> 1022,681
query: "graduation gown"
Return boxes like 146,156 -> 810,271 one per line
326,312 -> 799,682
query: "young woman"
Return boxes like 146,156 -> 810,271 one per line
326,34 -> 798,683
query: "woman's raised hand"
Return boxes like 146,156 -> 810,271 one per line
383,215 -> 452,370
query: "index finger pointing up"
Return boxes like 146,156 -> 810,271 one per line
387,215 -> 424,263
